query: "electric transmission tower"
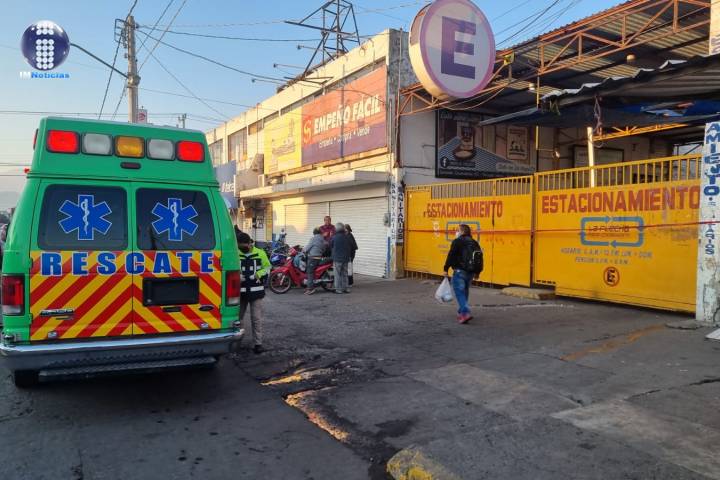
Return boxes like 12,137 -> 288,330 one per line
286,0 -> 361,79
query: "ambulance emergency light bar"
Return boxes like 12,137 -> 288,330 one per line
43,129 -> 205,162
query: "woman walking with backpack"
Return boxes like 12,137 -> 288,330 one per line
443,224 -> 482,324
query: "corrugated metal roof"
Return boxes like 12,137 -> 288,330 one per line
544,54 -> 720,103
477,0 -> 710,111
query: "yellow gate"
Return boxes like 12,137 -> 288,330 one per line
405,176 -> 533,286
534,155 -> 701,312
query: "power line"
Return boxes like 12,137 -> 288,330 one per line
150,1 -> 428,28
0,110 -> 223,120
496,0 -> 580,48
139,45 -> 229,120
139,87 -> 256,108
135,29 -> 285,82
136,0 -> 175,64
139,28 -> 317,42
98,35 -> 123,119
495,0 -> 560,38
138,0 -> 188,72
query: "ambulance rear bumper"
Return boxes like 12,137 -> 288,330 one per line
0,329 -> 245,372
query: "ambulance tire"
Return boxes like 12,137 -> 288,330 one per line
269,271 -> 292,294
13,370 -> 39,388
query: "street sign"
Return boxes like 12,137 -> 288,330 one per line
409,0 -> 495,100
137,108 -> 147,123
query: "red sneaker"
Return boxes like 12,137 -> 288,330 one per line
458,314 -> 473,324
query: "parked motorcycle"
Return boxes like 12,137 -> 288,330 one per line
268,247 -> 334,294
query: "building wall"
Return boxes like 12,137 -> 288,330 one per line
399,112 -> 675,186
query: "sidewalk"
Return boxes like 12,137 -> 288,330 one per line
239,276 -> 720,480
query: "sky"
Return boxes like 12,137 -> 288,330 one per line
0,0 -> 611,199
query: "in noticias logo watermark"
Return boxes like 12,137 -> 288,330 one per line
19,20 -> 71,79
19,71 -> 70,79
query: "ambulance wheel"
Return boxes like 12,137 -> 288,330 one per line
319,270 -> 334,291
269,272 -> 292,294
13,370 -> 39,388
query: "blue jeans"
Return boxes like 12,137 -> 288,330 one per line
452,270 -> 472,315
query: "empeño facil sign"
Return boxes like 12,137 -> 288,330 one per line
409,0 -> 495,100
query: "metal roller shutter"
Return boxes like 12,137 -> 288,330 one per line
330,197 -> 387,278
284,203 -> 328,248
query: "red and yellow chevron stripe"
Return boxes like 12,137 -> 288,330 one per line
29,250 -> 223,341
29,251 -> 133,341
132,251 -> 222,335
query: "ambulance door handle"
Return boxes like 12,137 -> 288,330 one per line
199,305 -> 215,312
162,306 -> 181,313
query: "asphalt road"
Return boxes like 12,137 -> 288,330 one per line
0,355 -> 368,480
2,276 -> 720,480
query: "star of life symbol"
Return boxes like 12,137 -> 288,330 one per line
151,198 -> 199,242
59,194 -> 112,241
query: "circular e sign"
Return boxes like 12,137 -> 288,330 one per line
603,267 -> 620,287
409,0 -> 495,100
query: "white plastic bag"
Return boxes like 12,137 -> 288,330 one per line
435,277 -> 454,304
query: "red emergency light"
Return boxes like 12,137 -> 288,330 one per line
47,130 -> 79,154
177,141 -> 204,162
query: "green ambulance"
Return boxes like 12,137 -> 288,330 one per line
0,117 -> 243,387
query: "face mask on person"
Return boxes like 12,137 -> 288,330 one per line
239,244 -> 250,253
456,230 -> 462,238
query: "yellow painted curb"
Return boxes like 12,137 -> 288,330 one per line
387,447 -> 462,480
502,286 -> 556,301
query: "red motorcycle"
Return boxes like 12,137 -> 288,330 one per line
268,247 -> 334,294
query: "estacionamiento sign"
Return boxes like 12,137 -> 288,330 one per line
409,0 -> 495,100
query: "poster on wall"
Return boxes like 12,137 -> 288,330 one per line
264,107 -> 302,174
436,110 -> 535,179
214,161 -> 237,208
301,67 -> 387,166
507,126 -> 528,162
573,146 -> 624,168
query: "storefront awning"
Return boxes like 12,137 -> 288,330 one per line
477,55 -> 720,129
238,170 -> 388,200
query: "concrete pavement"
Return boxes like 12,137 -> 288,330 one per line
241,276 -> 720,480
1,276 -> 719,479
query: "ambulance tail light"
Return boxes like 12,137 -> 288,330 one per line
1,275 -> 25,315
226,271 -> 241,306
47,130 -> 79,154
177,141 -> 205,162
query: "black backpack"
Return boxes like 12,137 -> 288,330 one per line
460,238 -> 483,275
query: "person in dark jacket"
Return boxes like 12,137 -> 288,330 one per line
304,227 -> 326,295
330,222 -> 351,294
237,232 -> 271,353
443,224 -> 481,324
345,224 -> 359,286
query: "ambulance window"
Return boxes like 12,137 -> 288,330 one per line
38,185 -> 128,250
136,189 -> 215,250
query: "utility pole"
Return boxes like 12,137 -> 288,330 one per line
126,15 -> 140,123
178,113 -> 187,129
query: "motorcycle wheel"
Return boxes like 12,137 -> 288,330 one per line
269,271 -> 292,294
319,269 -> 334,292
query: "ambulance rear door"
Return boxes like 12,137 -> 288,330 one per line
131,185 -> 222,335
29,180 -> 133,341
